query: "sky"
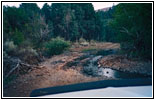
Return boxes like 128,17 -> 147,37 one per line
2,2 -> 119,10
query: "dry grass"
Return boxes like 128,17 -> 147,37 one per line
70,42 -> 120,52
4,66 -> 103,97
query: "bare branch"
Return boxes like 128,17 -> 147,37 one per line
5,60 -> 35,79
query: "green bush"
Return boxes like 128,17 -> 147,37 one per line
12,29 -> 24,45
44,37 -> 70,57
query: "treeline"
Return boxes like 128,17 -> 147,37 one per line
3,3 -> 152,78
3,3 -> 103,44
3,3 -> 152,59
97,3 -> 152,59
96,6 -> 116,42
3,3 -> 103,79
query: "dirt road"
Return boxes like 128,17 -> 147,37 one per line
3,42 -> 151,97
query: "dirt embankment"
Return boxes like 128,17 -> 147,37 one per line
99,55 -> 152,75
3,42 -> 152,97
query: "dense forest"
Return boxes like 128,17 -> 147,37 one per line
3,3 -> 152,96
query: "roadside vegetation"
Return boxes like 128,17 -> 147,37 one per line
3,3 -> 152,96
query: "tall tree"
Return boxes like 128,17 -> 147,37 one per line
51,3 -> 79,41
41,3 -> 52,23
19,3 -> 40,21
112,3 -> 152,59
3,6 -> 27,43
96,6 -> 117,42
81,4 -> 96,41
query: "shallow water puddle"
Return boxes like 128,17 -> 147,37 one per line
98,68 -> 151,79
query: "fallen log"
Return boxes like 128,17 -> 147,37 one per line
5,60 -> 21,78
5,60 -> 35,79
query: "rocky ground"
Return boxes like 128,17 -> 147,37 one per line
3,42 -> 152,97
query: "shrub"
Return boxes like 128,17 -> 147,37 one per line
18,47 -> 40,64
79,37 -> 87,43
3,41 -> 17,55
79,38 -> 89,46
90,40 -> 97,46
20,40 -> 33,48
3,51 -> 9,59
44,37 -> 70,57
19,47 -> 38,57
3,51 -> 19,78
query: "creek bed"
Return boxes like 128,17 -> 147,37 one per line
83,55 -> 151,79
64,49 -> 151,79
